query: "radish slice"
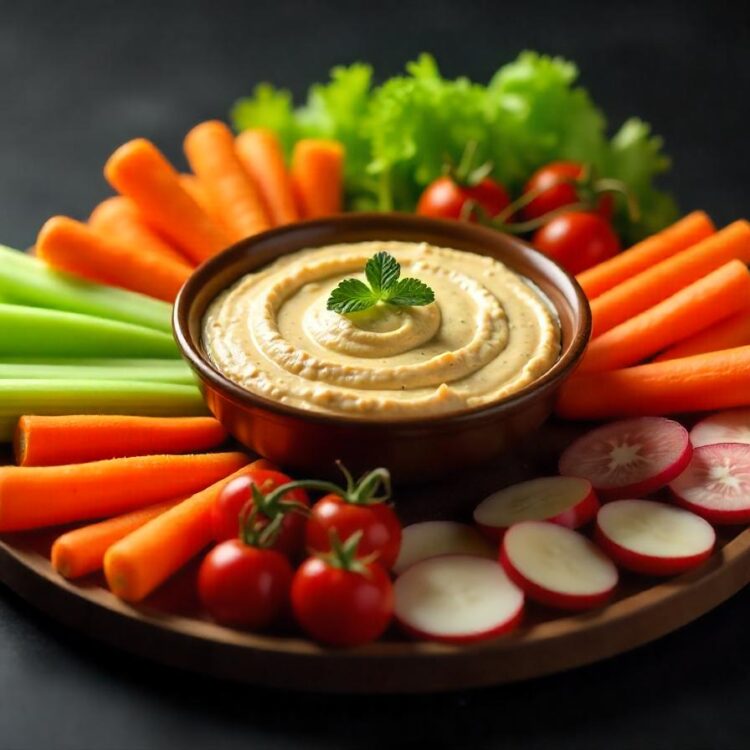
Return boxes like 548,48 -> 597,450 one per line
669,443 -> 750,524
559,417 -> 692,500
393,521 -> 495,575
690,409 -> 750,448
500,521 -> 618,611
473,476 -> 599,537
595,499 -> 715,576
393,556 -> 524,644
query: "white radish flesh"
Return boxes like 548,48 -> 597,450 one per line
690,409 -> 750,448
595,499 -> 715,576
559,417 -> 692,499
501,521 -> 618,610
473,476 -> 598,536
393,556 -> 524,644
669,442 -> 750,524
393,521 -> 495,575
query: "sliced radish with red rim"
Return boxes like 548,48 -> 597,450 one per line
559,417 -> 692,500
595,499 -> 715,576
690,409 -> 750,448
393,521 -> 495,575
669,443 -> 750,524
500,521 -> 618,611
393,556 -> 524,644
473,476 -> 599,537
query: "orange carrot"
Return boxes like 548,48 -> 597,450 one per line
577,211 -> 715,299
557,346 -> 750,420
104,138 -> 231,263
0,452 -> 248,532
184,120 -> 272,242
89,196 -> 193,268
590,220 -> 750,338
290,139 -> 344,219
579,260 -> 750,373
654,308 -> 750,362
14,415 -> 228,467
36,216 -> 191,303
178,173 -> 226,229
51,499 -> 178,578
236,128 -> 299,226
104,465 -> 251,601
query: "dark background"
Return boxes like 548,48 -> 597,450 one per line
1,1 -> 749,748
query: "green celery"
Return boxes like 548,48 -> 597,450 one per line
0,303 -> 179,358
0,246 -> 173,333
0,379 -> 208,441
0,358 -> 196,385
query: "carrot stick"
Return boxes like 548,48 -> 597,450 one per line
579,260 -> 750,373
236,129 -> 299,226
590,220 -> 750,338
577,211 -> 715,299
0,452 -> 248,532
104,465 -> 251,601
51,499 -> 179,578
15,415 -> 228,467
184,120 -> 272,242
654,308 -> 750,362
178,173 -> 226,229
89,196 -> 193,268
36,216 -> 191,303
556,346 -> 750,420
290,139 -> 344,219
104,138 -> 231,263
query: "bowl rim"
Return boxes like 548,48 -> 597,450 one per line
173,212 -> 591,429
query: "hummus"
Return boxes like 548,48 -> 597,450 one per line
203,241 -> 560,419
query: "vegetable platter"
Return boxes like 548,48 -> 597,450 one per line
2,415 -> 750,693
3,51 -> 750,693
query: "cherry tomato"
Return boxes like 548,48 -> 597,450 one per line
532,212 -> 620,275
212,470 -> 309,559
198,539 -> 293,629
305,495 -> 402,569
522,161 -> 613,221
291,556 -> 394,647
417,176 -> 511,221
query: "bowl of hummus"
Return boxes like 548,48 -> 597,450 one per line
174,214 -> 591,481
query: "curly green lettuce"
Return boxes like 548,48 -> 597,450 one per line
231,51 -> 677,244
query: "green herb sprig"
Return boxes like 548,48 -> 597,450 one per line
326,251 -> 435,314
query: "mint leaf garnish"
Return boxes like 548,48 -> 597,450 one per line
385,277 -> 435,306
326,279 -> 379,313
365,251 -> 400,295
326,251 -> 435,315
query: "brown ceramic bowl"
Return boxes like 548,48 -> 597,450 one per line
173,213 -> 590,482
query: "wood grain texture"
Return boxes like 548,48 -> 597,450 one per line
1,421 -> 749,693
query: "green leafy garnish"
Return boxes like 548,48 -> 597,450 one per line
231,51 -> 677,244
326,252 -> 435,314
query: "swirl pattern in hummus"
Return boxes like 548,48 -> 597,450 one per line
203,241 -> 561,419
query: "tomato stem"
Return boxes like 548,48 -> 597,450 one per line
262,463 -> 392,507
319,529 -> 376,575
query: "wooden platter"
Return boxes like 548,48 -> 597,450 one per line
1,420 -> 749,693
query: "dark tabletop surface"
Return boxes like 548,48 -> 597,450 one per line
1,1 -> 749,748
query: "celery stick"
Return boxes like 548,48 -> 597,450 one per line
0,303 -> 179,358
0,358 -> 196,385
0,245 -> 173,332
0,379 -> 208,441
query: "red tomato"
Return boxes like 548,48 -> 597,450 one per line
532,212 -> 620,275
211,470 -> 309,559
522,161 -> 613,221
198,539 -> 293,628
417,176 -> 511,221
291,556 -> 394,647
305,495 -> 402,569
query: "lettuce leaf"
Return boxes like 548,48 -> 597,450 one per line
231,51 -> 676,242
